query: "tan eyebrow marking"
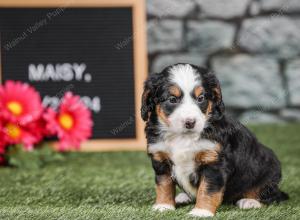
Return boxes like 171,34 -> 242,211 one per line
194,86 -> 204,97
169,85 -> 181,97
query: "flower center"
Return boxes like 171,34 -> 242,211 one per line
58,113 -> 74,130
7,101 -> 23,116
5,123 -> 21,139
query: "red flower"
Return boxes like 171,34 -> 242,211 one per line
0,81 -> 43,125
26,117 -> 49,143
0,120 -> 7,154
1,119 -> 42,151
44,92 -> 93,151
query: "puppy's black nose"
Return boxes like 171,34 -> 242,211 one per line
185,119 -> 196,129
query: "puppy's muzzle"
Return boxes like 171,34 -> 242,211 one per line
185,119 -> 196,129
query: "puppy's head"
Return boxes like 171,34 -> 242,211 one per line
141,63 -> 224,134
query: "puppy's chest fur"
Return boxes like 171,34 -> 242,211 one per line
149,135 -> 219,198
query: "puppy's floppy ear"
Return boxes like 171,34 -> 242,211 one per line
141,88 -> 151,121
141,73 -> 161,121
211,78 -> 225,121
193,66 -> 225,121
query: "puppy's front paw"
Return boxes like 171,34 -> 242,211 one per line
188,208 -> 214,218
236,198 -> 262,209
152,204 -> 175,212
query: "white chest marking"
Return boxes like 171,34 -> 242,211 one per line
148,135 -> 218,198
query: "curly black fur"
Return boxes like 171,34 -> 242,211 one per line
141,64 -> 288,204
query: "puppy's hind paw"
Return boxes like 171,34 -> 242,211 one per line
152,204 -> 175,212
188,208 -> 214,218
175,192 -> 192,204
236,198 -> 262,209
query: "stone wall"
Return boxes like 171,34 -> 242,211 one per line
146,0 -> 300,123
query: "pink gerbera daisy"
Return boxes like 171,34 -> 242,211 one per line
0,120 -> 7,154
44,92 -> 93,151
26,117 -> 49,144
0,81 -> 43,125
1,120 -> 41,150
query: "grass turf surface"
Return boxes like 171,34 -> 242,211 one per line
0,124 -> 299,219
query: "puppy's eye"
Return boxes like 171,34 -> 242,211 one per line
168,96 -> 178,104
196,95 -> 205,103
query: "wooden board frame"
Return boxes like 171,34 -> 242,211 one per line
0,0 -> 148,151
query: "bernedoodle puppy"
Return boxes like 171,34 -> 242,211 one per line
141,63 -> 288,217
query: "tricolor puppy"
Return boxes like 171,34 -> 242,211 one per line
141,64 -> 288,217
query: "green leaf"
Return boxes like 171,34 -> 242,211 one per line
6,144 -> 65,169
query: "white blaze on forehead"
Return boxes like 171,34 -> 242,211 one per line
169,64 -> 200,93
166,64 -> 207,135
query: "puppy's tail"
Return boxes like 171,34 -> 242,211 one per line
260,186 -> 289,204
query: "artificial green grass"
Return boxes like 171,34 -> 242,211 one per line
0,124 -> 300,220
